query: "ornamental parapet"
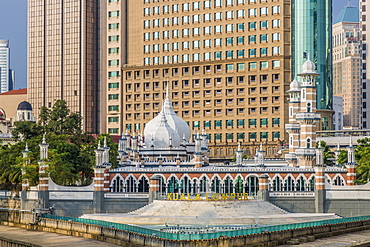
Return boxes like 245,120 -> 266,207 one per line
285,153 -> 297,160
295,112 -> 321,121
295,148 -> 316,156
285,123 -> 301,132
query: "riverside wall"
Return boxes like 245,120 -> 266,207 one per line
2,209 -> 370,247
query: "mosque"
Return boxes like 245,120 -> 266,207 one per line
92,58 -> 352,198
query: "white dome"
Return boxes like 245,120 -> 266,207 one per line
301,57 -> 316,74
289,77 -> 300,91
162,98 -> 191,142
144,111 -> 181,148
144,86 -> 191,144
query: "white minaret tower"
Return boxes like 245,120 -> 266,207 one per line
294,56 -> 321,168
235,143 -> 243,166
285,77 -> 301,167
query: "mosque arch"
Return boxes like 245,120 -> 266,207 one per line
125,175 -> 136,192
306,138 -> 311,148
283,175 -> 295,191
151,174 -> 166,195
211,176 -> 221,193
199,176 -> 209,193
138,176 -> 149,192
110,174 -> 124,192
295,175 -> 306,191
167,175 -> 180,193
234,175 -> 244,193
333,175 -> 345,186
179,175 -> 192,193
244,175 -> 259,196
308,176 -> 315,191
271,175 -> 283,191
223,175 -> 234,193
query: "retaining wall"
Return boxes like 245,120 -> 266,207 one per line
2,210 -> 370,247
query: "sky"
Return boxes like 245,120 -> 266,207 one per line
0,0 -> 360,90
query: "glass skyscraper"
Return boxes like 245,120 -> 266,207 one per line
292,0 -> 333,111
0,40 -> 13,93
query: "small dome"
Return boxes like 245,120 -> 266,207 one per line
301,58 -> 316,74
144,112 -> 181,148
17,101 -> 32,111
289,78 -> 300,91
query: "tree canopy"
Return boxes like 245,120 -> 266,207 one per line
0,100 -> 117,190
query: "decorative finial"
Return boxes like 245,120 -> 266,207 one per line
166,81 -> 169,99
318,141 -> 322,148
238,142 -> 241,151
337,142 -> 340,150
349,136 -> 353,147
104,136 -> 107,147
121,131 -> 125,139
98,140 -> 101,149
260,143 -> 263,151
42,133 -> 46,144
125,129 -> 129,135
25,142 -> 29,152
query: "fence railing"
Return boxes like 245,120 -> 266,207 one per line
41,214 -> 370,241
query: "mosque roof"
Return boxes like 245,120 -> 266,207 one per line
0,88 -> 27,95
17,101 -> 32,111
334,2 -> 359,24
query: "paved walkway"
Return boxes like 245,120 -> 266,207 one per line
0,225 -> 119,247
279,228 -> 370,246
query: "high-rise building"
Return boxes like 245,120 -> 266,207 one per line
291,0 -> 333,129
361,0 -> 370,128
101,0 -> 332,159
28,0 -> 100,133
332,3 -> 361,129
0,40 -> 14,93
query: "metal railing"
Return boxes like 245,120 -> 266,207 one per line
41,214 -> 370,241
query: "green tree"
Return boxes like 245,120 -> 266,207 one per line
12,121 -> 42,140
38,100 -> 82,135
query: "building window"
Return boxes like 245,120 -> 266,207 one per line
108,128 -> 119,134
215,133 -> 222,141
204,121 -> 211,128
260,118 -> 268,126
215,120 -> 222,127
226,120 -> 234,127
108,94 -> 119,100
249,62 -> 257,69
109,23 -> 119,29
260,61 -> 268,68
249,119 -> 256,126
273,118 -> 280,125
108,105 -> 119,111
108,117 -> 119,123
238,133 -> 245,140
249,132 -> 257,140
227,133 -> 234,140
273,132 -> 280,139
261,132 -> 268,139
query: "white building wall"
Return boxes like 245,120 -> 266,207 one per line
333,96 -> 344,130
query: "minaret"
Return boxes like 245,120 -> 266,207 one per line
235,143 -> 243,166
117,132 -> 128,166
193,133 -> 203,168
295,56 -> 321,168
38,134 -> 50,208
21,143 -> 30,208
346,136 -> 357,186
285,77 -> 301,167
334,143 -> 341,165
102,137 -> 111,165
256,143 -> 265,167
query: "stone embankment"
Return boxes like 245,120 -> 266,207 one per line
2,209 -> 370,247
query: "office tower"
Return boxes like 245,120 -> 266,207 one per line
28,0 -> 100,133
361,0 -> 370,128
332,3 -> 361,129
0,40 -> 14,93
102,0 -> 332,159
292,0 -> 333,130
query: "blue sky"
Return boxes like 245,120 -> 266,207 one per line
0,0 -> 360,90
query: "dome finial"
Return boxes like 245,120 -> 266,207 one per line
166,81 -> 170,99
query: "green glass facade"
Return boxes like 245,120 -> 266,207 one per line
292,0 -> 333,110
